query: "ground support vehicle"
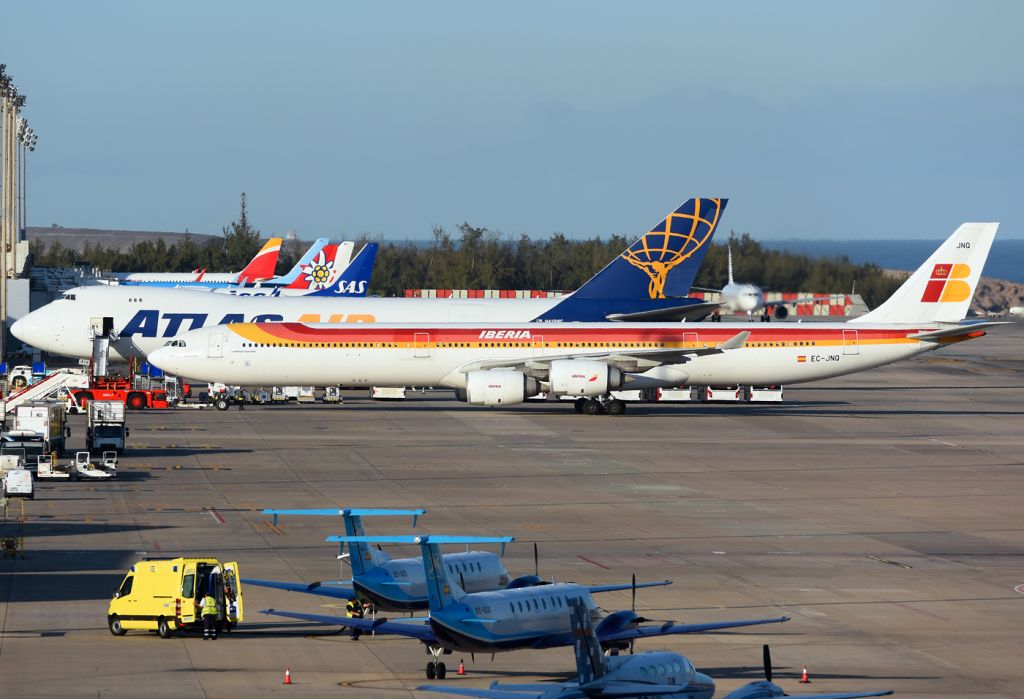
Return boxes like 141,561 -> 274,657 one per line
322,386 -> 343,403
2,467 -> 33,499
297,386 -> 316,403
86,400 -> 129,454
693,385 -> 743,402
743,385 -> 784,402
12,402 -> 69,456
73,451 -> 112,480
72,376 -> 170,410
36,454 -> 73,481
99,451 -> 118,477
108,557 -> 244,638
370,387 -> 407,400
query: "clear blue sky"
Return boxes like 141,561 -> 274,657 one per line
6,1 -> 1024,240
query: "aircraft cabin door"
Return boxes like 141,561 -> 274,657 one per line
532,335 -> 544,357
414,332 -> 430,358
682,332 -> 699,350
843,330 -> 859,355
208,333 -> 224,358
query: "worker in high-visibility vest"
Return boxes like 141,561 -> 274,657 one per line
345,597 -> 364,640
199,591 -> 220,640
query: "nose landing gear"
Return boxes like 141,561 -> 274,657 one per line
425,646 -> 448,679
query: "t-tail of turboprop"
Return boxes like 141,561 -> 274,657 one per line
236,237 -> 284,283
536,197 -> 727,321
326,535 -> 514,611
851,222 -> 998,325
258,507 -> 423,576
570,598 -> 606,685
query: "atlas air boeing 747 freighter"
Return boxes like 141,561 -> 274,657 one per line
148,222 -> 1002,415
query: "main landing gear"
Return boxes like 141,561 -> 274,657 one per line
425,646 -> 448,679
573,396 -> 626,416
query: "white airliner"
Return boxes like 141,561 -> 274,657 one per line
106,237 -> 284,285
148,222 -> 1001,414
695,246 -> 814,321
12,198 -> 727,361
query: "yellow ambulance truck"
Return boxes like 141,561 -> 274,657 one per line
107,557 -> 243,638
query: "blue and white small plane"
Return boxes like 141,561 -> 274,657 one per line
261,535 -> 790,680
242,508 -> 522,611
420,605 -> 891,699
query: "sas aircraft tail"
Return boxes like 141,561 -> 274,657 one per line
851,222 -> 998,325
236,237 -> 283,283
306,242 -> 378,297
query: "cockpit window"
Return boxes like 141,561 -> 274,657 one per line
163,340 -> 188,348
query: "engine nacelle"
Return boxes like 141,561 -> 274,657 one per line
773,304 -> 789,320
549,360 -> 623,397
464,370 -> 539,406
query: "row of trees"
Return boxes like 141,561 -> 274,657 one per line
28,199 -> 901,307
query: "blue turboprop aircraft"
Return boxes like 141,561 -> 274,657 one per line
245,510 -> 668,613
243,508 -> 522,611
421,602 -> 892,699
261,535 -> 790,680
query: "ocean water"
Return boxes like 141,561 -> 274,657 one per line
763,239 -> 1024,283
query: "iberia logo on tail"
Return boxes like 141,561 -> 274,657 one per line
921,263 -> 971,303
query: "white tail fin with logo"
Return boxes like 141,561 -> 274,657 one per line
851,222 -> 998,325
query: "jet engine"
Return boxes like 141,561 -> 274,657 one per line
549,360 -> 623,397
464,370 -> 540,406
773,304 -> 789,320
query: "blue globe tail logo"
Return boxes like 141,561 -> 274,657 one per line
621,197 -> 723,299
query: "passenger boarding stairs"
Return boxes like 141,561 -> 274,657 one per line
2,372 -> 90,417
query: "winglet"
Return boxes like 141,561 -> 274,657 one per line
720,330 -> 750,350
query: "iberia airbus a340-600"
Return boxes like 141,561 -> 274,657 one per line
148,222 -> 1002,414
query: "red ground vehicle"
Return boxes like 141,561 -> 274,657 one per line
73,377 -> 171,410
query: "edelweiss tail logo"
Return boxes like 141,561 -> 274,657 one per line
621,197 -> 722,299
300,251 -> 336,290
921,263 -> 971,303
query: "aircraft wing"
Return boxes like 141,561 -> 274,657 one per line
724,688 -> 891,699
597,615 -> 790,644
261,608 -> 438,642
241,577 -> 357,600
606,301 -> 722,322
458,332 -> 750,374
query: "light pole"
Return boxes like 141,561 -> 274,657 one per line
17,118 -> 36,243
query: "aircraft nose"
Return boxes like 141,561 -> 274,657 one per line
10,314 -> 45,350
148,347 -> 179,374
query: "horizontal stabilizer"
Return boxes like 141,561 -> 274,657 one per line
418,685 -> 548,699
907,321 -> 1010,343
607,301 -> 721,322
599,615 -> 790,643
262,608 -> 437,642
241,578 -> 357,600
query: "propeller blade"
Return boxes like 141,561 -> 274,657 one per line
763,644 -> 772,683
534,542 -> 539,577
631,573 -> 637,612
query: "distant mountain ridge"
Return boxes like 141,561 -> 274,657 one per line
27,226 -> 220,250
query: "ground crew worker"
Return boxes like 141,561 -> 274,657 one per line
200,591 -> 219,640
234,390 -> 246,410
345,597 -> 364,640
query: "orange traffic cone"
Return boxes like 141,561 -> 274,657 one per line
283,667 -> 293,685
458,659 -> 465,675
799,665 -> 811,684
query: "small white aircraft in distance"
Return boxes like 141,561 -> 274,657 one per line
149,222 -> 1004,415
420,603 -> 892,699
103,237 -> 284,286
694,246 -> 815,322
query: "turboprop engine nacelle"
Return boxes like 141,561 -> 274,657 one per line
465,370 -> 540,406
549,359 -> 623,397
